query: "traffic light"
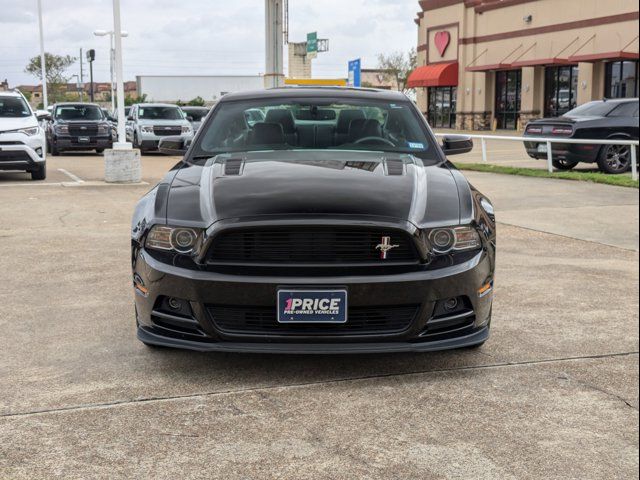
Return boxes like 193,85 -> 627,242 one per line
86,49 -> 95,62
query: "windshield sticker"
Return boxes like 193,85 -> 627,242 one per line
408,142 -> 425,149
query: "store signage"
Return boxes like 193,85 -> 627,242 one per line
434,31 -> 451,57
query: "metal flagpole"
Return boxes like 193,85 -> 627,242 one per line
37,0 -> 48,108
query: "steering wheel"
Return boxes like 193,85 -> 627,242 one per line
354,136 -> 395,147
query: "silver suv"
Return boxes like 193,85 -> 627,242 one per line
126,103 -> 193,153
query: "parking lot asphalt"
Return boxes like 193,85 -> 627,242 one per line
0,154 -> 638,479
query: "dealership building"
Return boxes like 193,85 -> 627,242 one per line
409,0 -> 639,130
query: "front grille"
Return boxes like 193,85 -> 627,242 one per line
207,227 -> 419,264
153,126 -> 182,136
208,304 -> 420,336
69,124 -> 98,136
0,150 -> 31,162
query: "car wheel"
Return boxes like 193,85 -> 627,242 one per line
133,132 -> 140,149
49,142 -> 59,156
597,144 -> 632,174
96,148 -> 105,154
552,159 -> 579,171
31,163 -> 46,181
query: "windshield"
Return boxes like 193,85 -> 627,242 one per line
55,105 -> 103,121
194,98 -> 437,160
0,96 -> 31,118
182,108 -> 209,121
138,106 -> 184,120
565,101 -> 616,117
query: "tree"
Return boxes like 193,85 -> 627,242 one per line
187,96 -> 206,106
377,49 -> 417,93
24,53 -> 76,102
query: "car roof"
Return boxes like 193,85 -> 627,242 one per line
134,103 -> 181,108
220,86 -> 409,103
53,102 -> 102,107
181,106 -> 209,110
600,98 -> 639,104
0,90 -> 24,98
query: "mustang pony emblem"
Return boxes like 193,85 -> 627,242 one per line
376,236 -> 400,259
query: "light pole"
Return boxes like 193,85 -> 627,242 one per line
264,0 -> 285,88
37,0 -> 48,108
93,29 -> 128,113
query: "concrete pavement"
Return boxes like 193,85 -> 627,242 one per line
0,154 -> 637,479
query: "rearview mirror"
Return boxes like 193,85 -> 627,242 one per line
441,135 -> 473,156
158,136 -> 188,156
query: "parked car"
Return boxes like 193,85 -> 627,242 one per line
46,102 -> 114,155
131,87 -> 496,353
180,106 -> 210,134
524,98 -> 639,174
126,103 -> 193,153
0,90 -> 47,180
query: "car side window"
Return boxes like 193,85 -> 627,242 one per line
608,102 -> 639,117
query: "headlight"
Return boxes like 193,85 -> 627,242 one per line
428,226 -> 481,254
181,125 -> 192,134
146,225 -> 202,254
17,126 -> 40,136
97,124 -> 110,135
140,125 -> 154,134
55,125 -> 69,134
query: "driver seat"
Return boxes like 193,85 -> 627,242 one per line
348,119 -> 382,143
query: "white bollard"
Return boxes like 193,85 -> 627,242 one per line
546,141 -> 553,173
104,148 -> 141,183
631,145 -> 638,182
481,138 -> 487,163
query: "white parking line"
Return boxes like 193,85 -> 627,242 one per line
57,169 -> 85,184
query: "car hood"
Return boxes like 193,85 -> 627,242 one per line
137,119 -> 190,126
166,150 -> 464,229
0,116 -> 38,132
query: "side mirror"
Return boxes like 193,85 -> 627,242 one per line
186,116 -> 194,122
127,115 -> 134,121
36,111 -> 51,121
441,135 -> 473,156
158,136 -> 187,155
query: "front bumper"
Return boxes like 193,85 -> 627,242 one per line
139,132 -> 193,151
0,132 -> 46,171
134,248 -> 495,354
53,135 -> 113,151
523,139 -> 600,163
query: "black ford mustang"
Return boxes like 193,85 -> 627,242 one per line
131,88 -> 496,353
523,98 -> 639,174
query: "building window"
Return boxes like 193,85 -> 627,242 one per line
545,66 -> 578,117
494,70 -> 521,130
427,86 -> 457,128
605,61 -> 639,98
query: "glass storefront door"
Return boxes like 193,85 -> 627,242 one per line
427,87 -> 457,128
545,66 -> 579,117
494,70 -> 521,129
605,61 -> 639,98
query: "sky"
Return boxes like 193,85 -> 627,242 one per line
0,0 -> 420,87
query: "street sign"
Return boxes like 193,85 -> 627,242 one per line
307,32 -> 318,59
348,59 -> 361,87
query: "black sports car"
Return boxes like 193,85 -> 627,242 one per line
523,98 -> 639,174
131,88 -> 496,353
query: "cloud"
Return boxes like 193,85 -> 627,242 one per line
0,0 -> 419,86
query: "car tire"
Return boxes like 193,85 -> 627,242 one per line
31,163 -> 46,181
96,148 -> 105,154
49,142 -> 59,156
597,143 -> 632,174
552,159 -> 579,171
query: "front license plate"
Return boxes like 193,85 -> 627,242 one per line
78,136 -> 90,143
537,143 -> 548,153
277,289 -> 347,324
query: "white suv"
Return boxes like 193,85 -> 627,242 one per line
0,90 -> 47,180
126,103 -> 193,154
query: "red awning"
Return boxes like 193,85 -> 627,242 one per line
568,51 -> 639,63
407,62 -> 458,88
